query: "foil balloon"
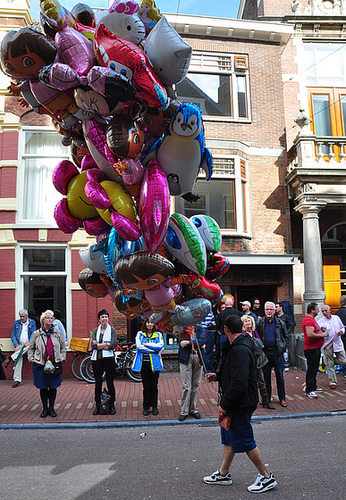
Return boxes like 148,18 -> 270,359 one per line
78,268 -> 108,298
139,0 -> 162,35
144,16 -> 192,85
84,168 -> 138,237
114,251 -> 174,291
79,246 -> 107,275
52,160 -> 108,235
165,213 -> 207,276
99,0 -> 146,45
115,157 -> 145,198
114,251 -> 188,323
139,159 -> 170,253
82,117 -> 125,184
114,290 -> 151,318
143,103 -> 212,200
190,214 -> 222,253
206,252 -> 230,282
71,3 -> 96,27
94,22 -> 168,108
106,115 -> 144,159
170,298 -> 211,326
183,271 -> 223,304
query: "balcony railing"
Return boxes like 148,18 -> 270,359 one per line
287,135 -> 346,173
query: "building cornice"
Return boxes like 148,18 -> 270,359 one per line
165,13 -> 293,46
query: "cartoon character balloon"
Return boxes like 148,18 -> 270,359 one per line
143,103 -> 212,200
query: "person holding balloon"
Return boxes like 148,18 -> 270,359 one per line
132,320 -> 164,416
178,324 -> 206,422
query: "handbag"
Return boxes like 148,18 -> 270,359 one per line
53,361 -> 62,376
42,334 -> 62,376
99,389 -> 111,414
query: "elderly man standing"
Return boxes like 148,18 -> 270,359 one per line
4,309 -> 36,387
256,302 -> 288,407
318,304 -> 346,390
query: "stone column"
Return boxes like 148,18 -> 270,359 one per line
295,200 -> 326,312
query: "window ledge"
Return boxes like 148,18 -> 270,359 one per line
203,116 -> 252,124
221,231 -> 252,239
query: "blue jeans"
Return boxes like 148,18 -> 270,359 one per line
262,349 -> 285,401
204,331 -> 216,372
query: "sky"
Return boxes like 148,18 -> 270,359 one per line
29,0 -> 241,21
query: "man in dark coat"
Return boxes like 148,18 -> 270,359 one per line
257,301 -> 288,407
203,315 -> 277,493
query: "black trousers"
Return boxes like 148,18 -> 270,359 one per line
304,347 -> 321,393
92,357 -> 116,405
140,361 -> 159,409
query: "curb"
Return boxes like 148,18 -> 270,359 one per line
1,410 -> 345,431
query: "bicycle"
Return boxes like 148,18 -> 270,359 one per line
69,337 -> 91,381
78,337 -> 141,383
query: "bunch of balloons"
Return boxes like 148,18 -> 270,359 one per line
0,0 -> 229,336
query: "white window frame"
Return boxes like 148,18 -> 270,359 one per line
16,126 -> 70,228
176,51 -> 252,123
16,243 -> 71,340
186,155 -> 250,235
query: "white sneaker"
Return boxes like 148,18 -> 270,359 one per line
247,472 -> 277,493
203,469 -> 232,485
306,391 -> 318,398
315,387 -> 323,392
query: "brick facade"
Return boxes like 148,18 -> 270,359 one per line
0,4 -> 296,352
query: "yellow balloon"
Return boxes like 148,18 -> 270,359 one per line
95,180 -> 137,225
66,171 -> 99,219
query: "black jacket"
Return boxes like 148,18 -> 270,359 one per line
256,316 -> 288,354
218,333 -> 258,416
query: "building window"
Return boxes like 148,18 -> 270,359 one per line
18,128 -> 69,226
19,245 -> 69,335
304,43 -> 346,87
175,52 -> 250,120
174,156 -> 249,233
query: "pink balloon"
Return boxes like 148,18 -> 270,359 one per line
54,198 -> 81,233
111,212 -> 141,241
56,26 -> 96,77
84,178 -> 111,209
52,160 -> 79,195
139,159 -> 170,253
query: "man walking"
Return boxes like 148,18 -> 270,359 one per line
256,302 -> 288,407
203,315 -> 277,493
4,309 -> 36,387
302,302 -> 328,398
318,304 -> 346,389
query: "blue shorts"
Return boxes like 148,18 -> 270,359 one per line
221,413 -> 256,453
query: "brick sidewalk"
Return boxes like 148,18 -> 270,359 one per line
0,368 -> 345,426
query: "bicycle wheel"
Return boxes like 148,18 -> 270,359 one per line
126,367 -> 142,382
79,355 -> 95,383
70,353 -> 84,381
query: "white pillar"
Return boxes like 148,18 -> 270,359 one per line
295,200 -> 326,312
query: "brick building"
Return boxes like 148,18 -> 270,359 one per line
239,0 -> 346,332
0,1 -> 297,365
